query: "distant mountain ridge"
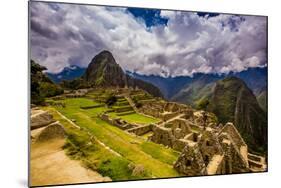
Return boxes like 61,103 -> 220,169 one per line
127,71 -> 192,99
129,67 -> 267,110
45,58 -> 267,110
47,65 -> 86,83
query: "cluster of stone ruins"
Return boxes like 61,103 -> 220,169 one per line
95,88 -> 267,175
47,87 -> 267,176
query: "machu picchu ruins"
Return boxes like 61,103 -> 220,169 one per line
31,86 -> 266,184
87,87 -> 267,175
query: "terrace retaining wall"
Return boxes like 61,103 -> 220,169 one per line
127,124 -> 153,136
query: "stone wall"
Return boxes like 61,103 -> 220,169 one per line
80,104 -> 104,109
64,89 -> 89,98
165,118 -> 192,137
218,131 -> 249,173
139,102 -> 165,118
172,139 -> 190,152
149,125 -> 174,147
127,124 -> 153,136
99,113 -> 137,130
220,122 -> 247,149
161,112 -> 180,121
174,142 -> 207,176
140,101 -> 193,121
198,128 -> 224,166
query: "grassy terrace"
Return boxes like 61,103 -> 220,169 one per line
108,112 -> 159,125
44,98 -> 181,179
43,106 -> 137,180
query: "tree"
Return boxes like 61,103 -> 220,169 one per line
30,59 -> 63,105
105,95 -> 117,106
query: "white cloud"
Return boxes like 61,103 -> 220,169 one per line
30,2 -> 267,77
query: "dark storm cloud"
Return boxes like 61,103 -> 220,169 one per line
31,19 -> 58,40
64,29 -> 81,41
30,2 -> 267,77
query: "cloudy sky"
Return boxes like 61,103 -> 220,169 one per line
30,1 -> 267,77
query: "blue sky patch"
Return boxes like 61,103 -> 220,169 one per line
197,12 -> 220,18
127,8 -> 168,27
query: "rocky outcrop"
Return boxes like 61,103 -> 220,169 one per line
36,121 -> 66,142
31,109 -> 65,142
31,109 -> 55,130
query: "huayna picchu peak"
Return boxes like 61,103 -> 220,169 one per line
208,77 -> 267,153
82,50 -> 163,97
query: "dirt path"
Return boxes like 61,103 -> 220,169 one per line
30,138 -> 111,187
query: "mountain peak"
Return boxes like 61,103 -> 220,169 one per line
84,50 -> 123,85
209,76 -> 267,152
99,50 -> 113,56
89,50 -> 116,66
81,51 -> 163,97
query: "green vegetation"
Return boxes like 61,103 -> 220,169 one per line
108,112 -> 159,125
196,97 -> 210,110
139,142 -> 180,165
45,107 -> 150,180
31,60 -> 63,105
60,78 -> 89,90
257,89 -> 267,112
105,95 -> 117,106
171,81 -> 214,108
39,82 -> 64,98
45,97 -> 180,178
94,59 -> 107,86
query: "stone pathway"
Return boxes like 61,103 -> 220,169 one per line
30,139 -> 111,186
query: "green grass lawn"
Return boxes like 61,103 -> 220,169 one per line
108,112 -> 159,125
46,98 -> 180,178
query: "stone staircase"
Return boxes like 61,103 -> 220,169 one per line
248,153 -> 267,172
206,154 -> 224,175
124,95 -> 139,112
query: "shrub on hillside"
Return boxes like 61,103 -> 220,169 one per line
105,95 -> 117,106
39,82 -> 64,98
